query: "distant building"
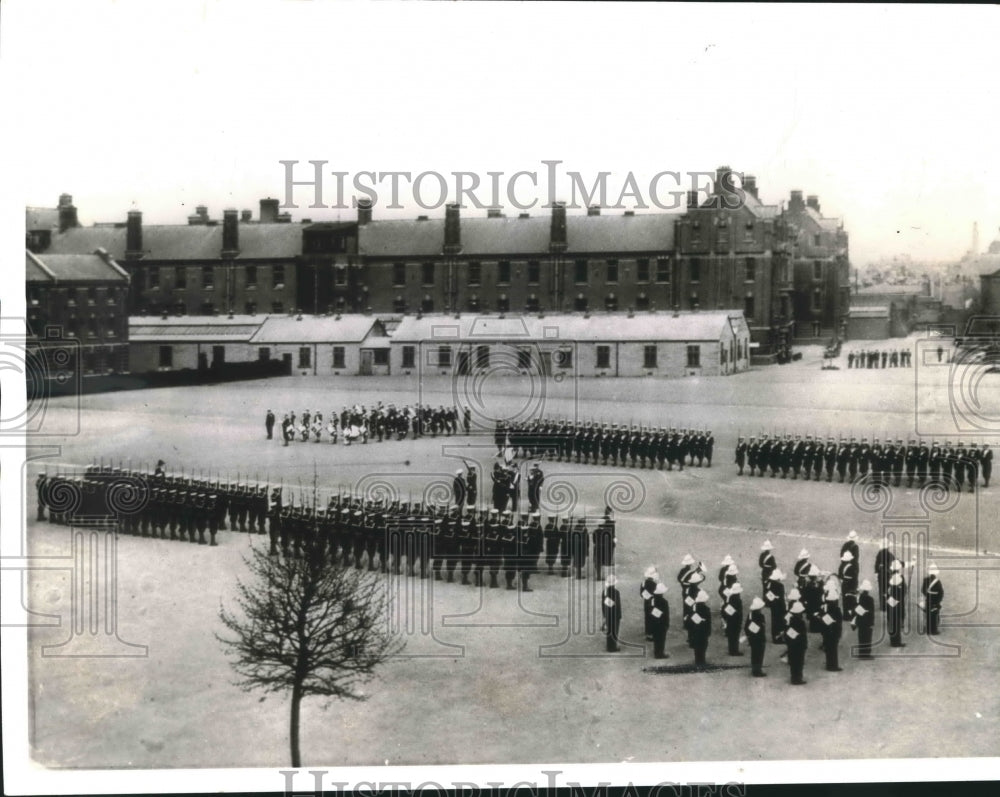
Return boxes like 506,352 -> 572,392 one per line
389,311 -> 750,379
129,313 -> 388,376
26,194 -> 79,252
782,191 -> 851,337
25,248 -> 130,376
32,168 -> 851,359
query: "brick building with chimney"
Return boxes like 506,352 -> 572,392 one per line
25,247 -> 130,377
32,167 -> 850,360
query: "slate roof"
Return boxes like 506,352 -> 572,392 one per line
391,311 -> 744,343
358,219 -> 444,258
45,223 -> 303,261
130,317 -> 265,343
359,212 -> 677,258
250,315 -> 388,344
26,207 -> 60,231
26,250 -> 129,283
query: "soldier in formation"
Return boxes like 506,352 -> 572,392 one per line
737,432 -> 990,491
493,420 -> 714,471
846,348 -> 912,368
33,463 -> 248,547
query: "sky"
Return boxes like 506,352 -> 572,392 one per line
4,1 -> 1000,268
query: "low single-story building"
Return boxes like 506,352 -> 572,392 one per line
129,313 -> 389,375
389,311 -> 750,378
249,315 -> 390,375
129,315 -> 266,372
846,305 -> 891,340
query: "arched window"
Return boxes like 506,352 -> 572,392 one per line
421,294 -> 434,313
497,293 -> 510,313
636,291 -> 650,311
604,292 -> 618,312
574,293 -> 588,312
526,293 -> 539,312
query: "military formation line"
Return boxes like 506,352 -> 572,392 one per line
735,433 -> 992,489
495,419 -> 715,469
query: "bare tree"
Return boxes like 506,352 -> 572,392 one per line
218,543 -> 404,766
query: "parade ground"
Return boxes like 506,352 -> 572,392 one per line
23,341 -> 1000,768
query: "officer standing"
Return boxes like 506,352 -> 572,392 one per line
819,582 -> 844,671
758,540 -> 776,591
874,545 -> 897,609
466,466 -> 478,508
453,469 -> 467,507
735,437 -> 747,475
852,579 -> 876,659
745,596 -> 768,676
785,601 -> 809,685
886,561 -> 908,647
764,568 -> 787,644
650,582 -> 670,658
570,516 -> 589,580
543,516 -> 560,575
981,442 -> 993,487
602,575 -> 623,652
686,589 -> 712,667
921,563 -> 944,635
527,463 -> 544,512
265,410 -> 275,440
723,581 -> 744,656
641,566 -> 660,640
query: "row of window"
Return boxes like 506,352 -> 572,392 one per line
388,258 -> 767,288
156,343 -> 745,372
396,344 -> 706,371
28,286 -> 124,306
391,259 -> 677,288
146,265 -> 286,290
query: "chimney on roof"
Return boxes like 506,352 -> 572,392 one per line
276,211 -> 292,223
686,190 -> 699,210
789,190 -> 805,212
444,203 -> 461,252
623,210 -> 635,217
715,165 -> 734,195
550,202 -> 567,251
744,175 -> 758,199
518,212 -> 530,219
222,209 -> 239,254
58,194 -> 78,232
416,215 -> 429,221
806,195 -> 820,213
260,198 -> 279,224
587,205 -> 601,217
487,207 -> 503,219
188,205 -> 210,225
126,210 -> 143,259
241,209 -> 253,223
357,197 -> 373,226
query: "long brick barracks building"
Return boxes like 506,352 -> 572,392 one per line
35,166 -> 850,351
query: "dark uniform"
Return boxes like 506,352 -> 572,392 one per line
819,592 -> 844,671
745,598 -> 768,676
650,583 -> 670,658
685,592 -> 712,667
921,567 -> 944,635
785,604 -> 809,685
852,582 -> 876,658
886,569 -> 908,647
722,585 -> 744,656
602,578 -> 623,652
